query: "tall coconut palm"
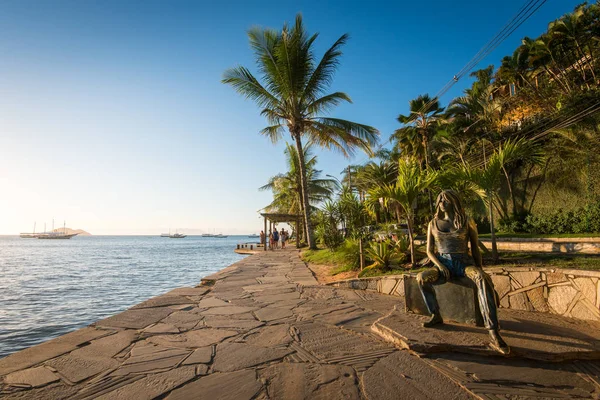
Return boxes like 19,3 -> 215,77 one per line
260,144 -> 338,238
366,158 -> 438,266
392,94 -> 445,170
223,14 -> 379,249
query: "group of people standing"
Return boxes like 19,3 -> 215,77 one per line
259,228 -> 289,250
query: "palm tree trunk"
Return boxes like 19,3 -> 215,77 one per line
293,133 -> 316,249
502,166 -> 517,219
406,213 -> 416,267
422,134 -> 435,214
488,191 -> 498,262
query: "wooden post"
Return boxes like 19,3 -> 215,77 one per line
263,216 -> 267,251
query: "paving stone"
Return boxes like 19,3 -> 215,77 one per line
71,330 -> 137,359
252,292 -> 300,304
147,328 -> 238,348
373,309 -> 600,361
96,307 -> 173,329
160,310 -> 204,331
143,323 -> 180,335
198,297 -> 230,308
295,322 -> 393,362
45,353 -> 120,383
260,362 -> 359,399
242,283 -> 298,293
203,316 -> 264,331
548,285 -> 578,314
212,342 -> 292,372
362,351 -> 472,400
182,347 -> 213,365
0,328 -> 114,376
430,352 -> 597,399
200,305 -> 259,316
0,382 -> 79,400
95,366 -> 196,400
243,324 -> 293,347
165,287 -> 210,297
167,369 -> 262,400
113,345 -> 191,375
4,366 -> 59,388
257,276 -> 290,284
131,295 -> 192,309
254,306 -> 294,322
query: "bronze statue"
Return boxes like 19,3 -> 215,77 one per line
416,190 -> 510,355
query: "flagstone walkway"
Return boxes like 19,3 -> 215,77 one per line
1,249 -> 600,399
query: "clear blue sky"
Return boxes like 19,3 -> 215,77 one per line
0,0 -> 580,234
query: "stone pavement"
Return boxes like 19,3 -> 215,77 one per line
1,249 -> 600,399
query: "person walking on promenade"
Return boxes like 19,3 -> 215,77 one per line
268,230 -> 274,251
280,228 -> 286,249
260,230 -> 266,247
272,229 -> 280,250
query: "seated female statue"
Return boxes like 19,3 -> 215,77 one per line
416,189 -> 510,355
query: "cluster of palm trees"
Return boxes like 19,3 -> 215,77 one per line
224,4 -> 600,267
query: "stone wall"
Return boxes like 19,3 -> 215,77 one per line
328,267 -> 600,322
414,237 -> 600,254
480,239 -> 600,254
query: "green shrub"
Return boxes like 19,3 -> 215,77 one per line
522,201 -> 600,234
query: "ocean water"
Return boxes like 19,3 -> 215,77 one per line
0,235 -> 247,358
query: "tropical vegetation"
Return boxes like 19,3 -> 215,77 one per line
227,4 -> 600,276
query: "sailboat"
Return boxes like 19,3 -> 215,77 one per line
38,221 -> 78,239
20,222 -> 39,238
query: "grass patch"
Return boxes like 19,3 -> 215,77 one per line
302,248 -> 351,267
479,232 -> 600,239
496,252 -> 600,270
358,267 -> 425,278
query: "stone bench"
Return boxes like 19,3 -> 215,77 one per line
404,275 -> 484,326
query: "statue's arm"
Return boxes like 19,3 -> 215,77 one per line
468,218 -> 483,268
426,221 -> 450,280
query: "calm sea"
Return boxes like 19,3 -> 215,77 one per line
0,235 -> 248,358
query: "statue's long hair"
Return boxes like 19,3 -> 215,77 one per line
435,190 -> 467,230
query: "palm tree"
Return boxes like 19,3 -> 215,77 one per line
260,143 -> 338,241
366,158 -> 438,266
549,5 -> 596,83
392,94 -> 445,170
223,14 -> 379,249
460,139 -> 527,261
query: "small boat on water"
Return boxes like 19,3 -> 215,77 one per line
247,234 -> 259,238
20,222 -> 39,238
22,221 -> 78,239
169,233 -> 187,238
38,232 -> 78,239
214,234 -> 228,238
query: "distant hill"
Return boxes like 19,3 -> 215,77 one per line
51,228 -> 91,236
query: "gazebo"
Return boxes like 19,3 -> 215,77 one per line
260,212 -> 303,250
